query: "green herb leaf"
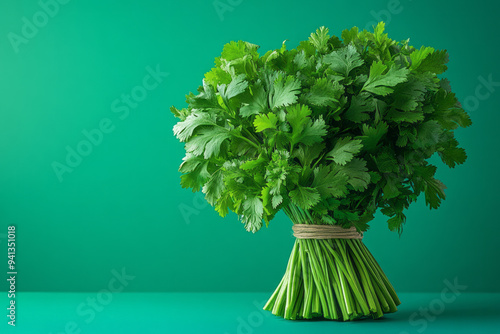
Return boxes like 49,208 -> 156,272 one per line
323,45 -> 364,76
312,165 -> 349,198
362,61 -> 409,96
289,186 -> 321,210
254,113 -> 278,132
309,26 -> 330,54
240,81 -> 268,117
326,137 -> 363,165
303,77 -> 344,107
269,73 -> 301,109
342,158 -> 371,191
242,196 -> 264,233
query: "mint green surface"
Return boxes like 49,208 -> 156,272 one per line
1,0 -> 500,295
3,293 -> 500,333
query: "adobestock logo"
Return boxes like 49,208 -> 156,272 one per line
48,268 -> 135,334
462,74 -> 499,112
51,64 -> 169,183
178,192 -> 209,225
224,300 -> 270,334
213,0 -> 244,21
51,119 -> 116,182
364,0 -> 405,31
7,0 -> 72,54
399,277 -> 467,334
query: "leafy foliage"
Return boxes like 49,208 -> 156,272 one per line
172,22 -> 471,234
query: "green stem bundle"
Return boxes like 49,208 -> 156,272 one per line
263,205 -> 400,321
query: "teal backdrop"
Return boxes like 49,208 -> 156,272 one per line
1,0 -> 499,295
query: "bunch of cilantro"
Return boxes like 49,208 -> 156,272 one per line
171,22 -> 471,234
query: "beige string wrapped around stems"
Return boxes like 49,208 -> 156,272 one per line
292,224 -> 363,239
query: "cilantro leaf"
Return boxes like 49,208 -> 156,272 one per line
303,77 -> 344,107
308,26 -> 330,54
285,104 -> 327,145
179,159 -> 210,192
373,149 -> 399,173
438,136 -> 467,168
357,122 -> 389,151
173,112 -> 216,142
286,104 -> 311,144
312,165 -> 349,198
323,45 -> 364,76
221,40 -> 260,61
386,109 -> 424,123
293,143 -> 325,168
362,61 -> 409,96
387,212 -> 406,233
326,137 -> 363,165
409,46 -> 435,71
293,51 -> 308,70
268,73 -> 301,109
218,74 -> 249,107
240,81 -> 268,117
186,81 -> 220,110
289,186 -> 321,210
242,196 -> 264,233
413,165 -> 446,209
185,126 -> 231,159
432,89 -> 472,129
340,26 -> 359,45
203,170 -> 225,205
254,113 -> 278,132
410,47 -> 449,74
391,76 -> 426,112
382,174 -> 401,199
419,50 -> 448,74
204,58 -> 232,88
344,93 -> 374,123
299,117 -> 327,145
342,158 -> 371,191
412,121 -> 442,149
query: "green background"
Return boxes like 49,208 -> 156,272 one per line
1,0 -> 499,297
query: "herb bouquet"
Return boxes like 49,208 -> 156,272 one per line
171,23 -> 471,321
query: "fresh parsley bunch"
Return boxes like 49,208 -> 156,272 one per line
171,22 -> 470,234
